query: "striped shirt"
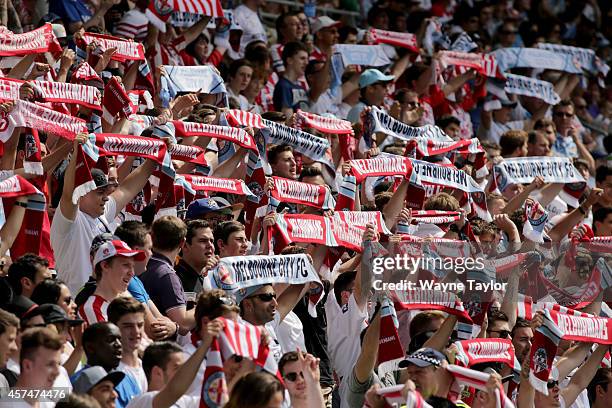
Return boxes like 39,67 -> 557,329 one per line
78,295 -> 109,324
113,9 -> 149,42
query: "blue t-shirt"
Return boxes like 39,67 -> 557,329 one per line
71,366 -> 141,408
128,276 -> 150,304
50,0 -> 93,23
273,77 -> 308,112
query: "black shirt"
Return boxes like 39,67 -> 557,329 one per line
293,281 -> 333,387
175,259 -> 204,310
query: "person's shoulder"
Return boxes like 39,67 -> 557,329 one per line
126,391 -> 157,408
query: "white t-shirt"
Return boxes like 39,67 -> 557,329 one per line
233,5 -> 267,56
183,342 -> 206,397
126,391 -> 199,408
263,313 -> 284,363
325,292 -> 367,408
50,197 -> 118,294
276,311 -> 306,353
309,89 -> 343,116
480,119 -> 525,144
118,361 -> 148,395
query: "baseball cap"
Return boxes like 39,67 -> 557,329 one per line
37,304 -> 83,326
185,197 -> 243,220
359,69 -> 395,89
91,168 -> 110,190
311,16 -> 341,34
93,239 -> 146,267
51,24 -> 67,39
398,347 -> 446,368
72,366 -> 125,394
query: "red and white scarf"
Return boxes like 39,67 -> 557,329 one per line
173,121 -> 258,151
81,32 -> 146,62
523,199 -> 549,243
225,109 -> 265,129
528,310 -> 564,395
71,62 -> 104,90
406,138 -> 488,178
0,175 -> 43,229
369,28 -> 419,53
538,259 -> 607,309
200,317 -> 279,408
410,210 -> 461,225
368,385 -> 432,408
546,307 -> 612,344
0,78 -> 102,110
454,339 -> 517,369
446,365 -> 515,408
269,176 -> 335,210
438,51 -> 504,79
392,290 -> 473,323
377,298 -> 405,376
168,143 -> 208,166
295,109 -> 354,135
0,24 -> 61,56
349,156 -> 415,184
102,77 -> 136,124
182,175 -> 254,198
0,100 -> 86,142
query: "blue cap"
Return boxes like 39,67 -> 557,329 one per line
185,197 -> 242,220
359,69 -> 395,89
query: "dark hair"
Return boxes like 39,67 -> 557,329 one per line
409,311 -> 446,338
333,271 -> 357,305
107,296 -> 145,325
0,308 -> 19,335
82,322 -> 115,357
213,221 -> 245,252
298,166 -> 323,182
279,351 -> 305,375
499,130 -> 527,157
267,144 -> 293,165
30,279 -> 66,306
424,192 -> 460,211
589,368 -> 612,403
512,317 -> 531,335
142,341 -> 183,382
55,393 -> 102,408
276,12 -> 299,43
596,165 -> 612,184
261,111 -> 287,123
281,41 -> 308,65
228,59 -> 254,80
279,245 -> 306,255
225,372 -> 284,408
151,216 -> 187,252
186,220 -> 212,245
488,310 -> 509,326
244,41 -> 270,69
115,221 -> 149,249
194,289 -> 239,330
552,99 -> 574,114
184,33 -> 209,64
338,25 -> 358,43
436,115 -> 461,130
7,254 -> 50,295
20,327 -> 62,365
594,207 -> 612,233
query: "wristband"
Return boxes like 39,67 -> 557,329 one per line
578,205 -> 587,216
14,201 -> 28,208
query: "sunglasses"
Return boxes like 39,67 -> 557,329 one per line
554,112 -> 572,118
284,371 -> 304,382
547,380 -> 559,389
248,293 -> 277,302
487,329 -> 511,339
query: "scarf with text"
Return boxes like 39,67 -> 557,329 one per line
81,32 -> 145,62
334,211 -> 392,234
493,156 -> 584,190
405,138 -> 488,178
102,77 -> 136,124
173,121 -> 258,151
335,175 -> 357,211
209,254 -> 322,314
377,298 -> 405,376
536,43 -> 610,77
23,128 -> 42,175
168,143 -> 208,166
182,175 -> 255,198
368,28 -> 419,53
269,176 -> 335,210
454,339 -> 518,370
503,73 -> 560,105
392,290 -> 473,323
348,156 -> 416,184
269,213 -> 366,253
261,119 -> 334,170
0,24 -> 61,56
295,109 -> 354,135
0,100 -> 86,142
528,310 -> 564,395
410,210 -> 461,225
446,364 -> 515,408
546,308 -> 612,344
363,106 -> 452,146
492,47 -> 583,74
438,51 -> 504,79
200,316 -> 278,408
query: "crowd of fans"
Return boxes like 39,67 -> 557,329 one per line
0,0 -> 611,407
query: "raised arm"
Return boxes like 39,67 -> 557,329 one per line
561,344 -> 609,406
355,224 -> 377,311
548,188 -> 602,242
0,197 -> 27,256
58,133 -> 89,221
110,159 -> 156,217
383,179 -> 409,230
